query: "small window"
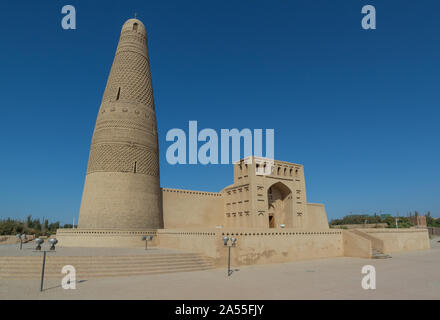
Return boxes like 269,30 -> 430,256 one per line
116,87 -> 121,100
133,23 -> 138,31
133,161 -> 137,173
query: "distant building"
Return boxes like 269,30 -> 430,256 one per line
409,215 -> 427,227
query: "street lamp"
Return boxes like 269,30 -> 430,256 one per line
34,238 -> 58,292
222,236 -> 237,276
49,238 -> 58,251
142,235 -> 154,250
16,234 -> 23,250
35,238 -> 44,251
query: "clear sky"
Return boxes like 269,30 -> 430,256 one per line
0,0 -> 439,224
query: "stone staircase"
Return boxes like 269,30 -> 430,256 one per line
0,252 -> 216,279
347,229 -> 392,259
371,249 -> 391,259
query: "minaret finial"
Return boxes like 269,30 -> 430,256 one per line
134,12 -> 137,19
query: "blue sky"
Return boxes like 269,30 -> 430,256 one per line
0,0 -> 439,224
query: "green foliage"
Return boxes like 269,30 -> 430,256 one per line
425,211 -> 440,227
330,210 -> 439,228
329,214 -> 382,226
330,213 -> 413,228
0,218 -> 23,235
383,216 -> 413,228
0,217 -> 72,236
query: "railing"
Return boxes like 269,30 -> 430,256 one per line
427,227 -> 440,238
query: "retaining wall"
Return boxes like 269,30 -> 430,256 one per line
361,228 -> 430,253
56,229 -> 158,247
158,228 -> 343,266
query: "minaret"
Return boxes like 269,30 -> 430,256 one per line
78,18 -> 163,229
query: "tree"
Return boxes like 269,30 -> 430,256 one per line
25,215 -> 32,229
42,219 -> 49,234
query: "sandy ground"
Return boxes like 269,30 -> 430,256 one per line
1,238 -> 439,300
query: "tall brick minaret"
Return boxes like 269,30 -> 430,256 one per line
78,18 -> 163,229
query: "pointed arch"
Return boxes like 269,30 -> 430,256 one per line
267,182 -> 292,228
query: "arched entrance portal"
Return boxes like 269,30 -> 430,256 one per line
267,182 -> 292,228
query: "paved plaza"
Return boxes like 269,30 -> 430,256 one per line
1,238 -> 439,300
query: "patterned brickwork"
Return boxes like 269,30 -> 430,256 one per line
86,18 -> 158,176
118,32 -> 147,46
87,143 -> 159,176
79,18 -> 163,230
102,50 -> 154,107
93,118 -> 156,139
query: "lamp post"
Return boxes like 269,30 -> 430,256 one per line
34,238 -> 57,292
16,234 -> 23,250
222,236 -> 237,276
142,235 -> 154,250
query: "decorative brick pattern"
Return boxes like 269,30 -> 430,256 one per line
102,50 -> 154,108
79,19 -> 163,230
94,118 -> 156,136
87,143 -> 158,176
85,18 -> 159,177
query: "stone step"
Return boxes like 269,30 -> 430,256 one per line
0,263 -> 214,275
0,257 -> 211,266
0,265 -> 214,279
0,256 -> 214,264
0,253 -> 204,261
3,258 -> 213,266
0,265 -> 214,274
0,252 -> 216,279
372,249 -> 392,259
0,259 -> 212,270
